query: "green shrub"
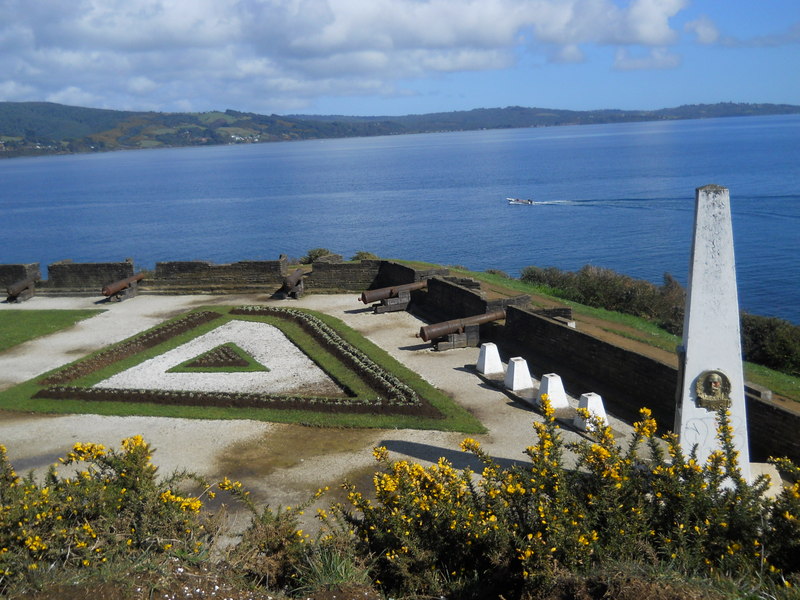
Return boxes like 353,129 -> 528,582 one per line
520,263 -> 800,377
485,268 -> 511,278
300,248 -> 333,264
742,314 -> 800,376
351,251 -> 379,261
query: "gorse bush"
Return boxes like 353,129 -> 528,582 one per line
334,397 -> 800,598
0,437 -> 215,596
3,407 -> 800,598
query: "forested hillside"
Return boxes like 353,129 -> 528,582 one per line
1,101 -> 798,158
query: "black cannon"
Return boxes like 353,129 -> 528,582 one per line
102,273 -> 144,301
281,268 -> 305,299
6,276 -> 39,303
360,280 -> 428,313
417,309 -> 506,350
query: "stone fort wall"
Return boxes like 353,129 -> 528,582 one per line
0,263 -> 41,289
150,259 -> 288,293
48,260 -> 134,293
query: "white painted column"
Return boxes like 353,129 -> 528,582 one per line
675,185 -> 750,480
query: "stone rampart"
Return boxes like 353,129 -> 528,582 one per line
150,258 -> 287,293
422,277 -> 530,320
374,262 -> 449,288
45,260 -> 134,293
305,260 -> 382,290
746,398 -> 800,464
0,263 -> 40,289
504,305 -> 677,425
425,277 -> 491,319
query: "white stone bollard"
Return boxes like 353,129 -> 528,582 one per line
537,373 -> 569,409
573,392 -> 608,431
476,342 -> 504,376
504,357 -> 533,391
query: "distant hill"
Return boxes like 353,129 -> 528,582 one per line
1,101 -> 799,158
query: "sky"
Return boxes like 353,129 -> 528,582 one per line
1,0 -> 798,116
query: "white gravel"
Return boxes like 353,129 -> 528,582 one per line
95,319 -> 343,396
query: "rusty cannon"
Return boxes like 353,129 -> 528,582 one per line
360,280 -> 428,313
6,275 -> 40,303
281,268 -> 305,299
416,308 -> 506,350
102,273 -> 144,301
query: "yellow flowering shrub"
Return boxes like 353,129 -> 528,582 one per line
334,402 -> 800,598
766,457 -> 800,577
0,437 -> 214,596
2,404 -> 800,598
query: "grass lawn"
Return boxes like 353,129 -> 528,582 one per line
0,309 -> 103,353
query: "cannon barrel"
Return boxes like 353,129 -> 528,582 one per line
283,268 -> 304,288
102,273 -> 144,297
417,309 -> 506,342
7,276 -> 38,297
360,280 -> 428,304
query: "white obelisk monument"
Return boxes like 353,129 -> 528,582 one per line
675,185 -> 750,481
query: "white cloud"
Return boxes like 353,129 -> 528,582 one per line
685,16 -> 719,45
624,0 -> 686,45
0,80 -> 36,100
0,0 -> 694,112
552,44 -> 586,63
127,76 -> 159,95
46,86 -> 102,107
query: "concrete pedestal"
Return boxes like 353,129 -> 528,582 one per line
537,373 -> 569,409
573,392 -> 608,431
476,343 -> 503,376
504,357 -> 533,391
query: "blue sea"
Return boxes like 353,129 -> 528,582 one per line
1,114 -> 798,323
